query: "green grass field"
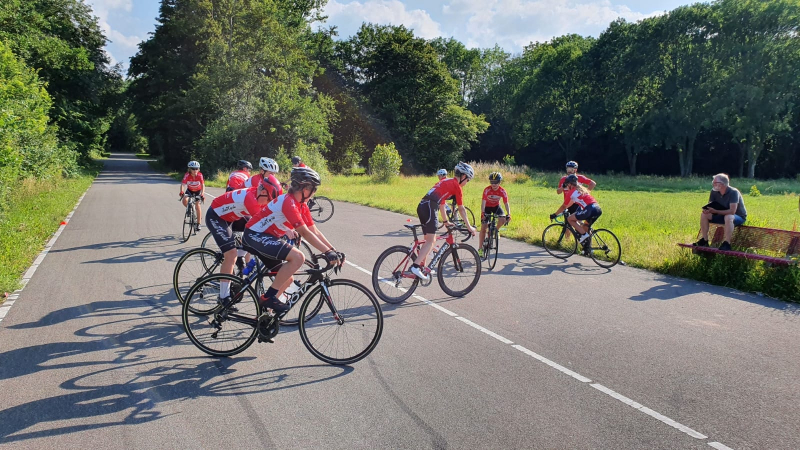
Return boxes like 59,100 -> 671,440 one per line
317,166 -> 800,302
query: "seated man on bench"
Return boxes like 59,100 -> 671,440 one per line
693,173 -> 747,251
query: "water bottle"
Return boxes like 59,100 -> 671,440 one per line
242,259 -> 257,275
285,280 -> 301,295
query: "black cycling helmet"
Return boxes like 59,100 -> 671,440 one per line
563,174 -> 579,188
290,167 -> 321,188
291,156 -> 302,165
489,172 -> 503,183
237,160 -> 253,170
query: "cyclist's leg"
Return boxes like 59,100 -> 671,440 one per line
241,230 -> 299,301
496,206 -> 506,228
478,211 -> 488,247
194,194 -> 203,223
181,196 -> 189,208
205,209 -> 238,275
415,200 -> 438,267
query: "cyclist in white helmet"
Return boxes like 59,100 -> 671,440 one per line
180,161 -> 205,231
245,157 -> 283,199
412,162 -> 476,281
436,169 -> 447,181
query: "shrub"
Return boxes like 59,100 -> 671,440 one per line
749,185 -> 761,197
369,143 -> 402,183
502,154 -> 516,166
275,141 -> 329,178
329,140 -> 364,175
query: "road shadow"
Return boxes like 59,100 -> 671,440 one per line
484,249 -> 611,277
48,235 -> 191,265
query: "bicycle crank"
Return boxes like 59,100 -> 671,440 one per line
257,313 -> 280,343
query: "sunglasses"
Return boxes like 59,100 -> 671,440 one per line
190,168 -> 199,171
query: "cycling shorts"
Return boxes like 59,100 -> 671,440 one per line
185,190 -> 202,198
417,199 -> 439,235
232,217 -> 247,232
205,208 -> 237,253
481,205 -> 504,224
241,229 -> 294,263
574,203 -> 602,222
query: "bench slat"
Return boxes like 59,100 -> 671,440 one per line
676,243 -> 796,265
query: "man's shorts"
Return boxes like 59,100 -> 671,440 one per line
417,199 -> 439,235
574,203 -> 602,222
710,214 -> 746,226
242,230 -> 294,263
205,209 -> 238,253
482,205 -> 505,224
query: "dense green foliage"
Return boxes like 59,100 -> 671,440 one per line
369,142 -> 402,182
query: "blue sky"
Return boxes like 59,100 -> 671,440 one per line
85,0 -> 696,72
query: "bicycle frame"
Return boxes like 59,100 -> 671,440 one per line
389,225 -> 467,282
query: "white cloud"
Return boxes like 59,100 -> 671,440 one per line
323,0 -> 444,40
84,0 -> 139,69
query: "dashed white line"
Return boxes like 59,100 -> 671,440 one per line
344,257 -> 732,448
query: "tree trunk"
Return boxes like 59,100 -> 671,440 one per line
625,144 -> 637,175
747,141 -> 763,179
677,143 -> 686,177
736,141 -> 747,178
685,135 -> 695,176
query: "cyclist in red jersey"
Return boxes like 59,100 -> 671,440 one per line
227,160 -> 252,192
478,172 -> 511,256
412,162 -> 477,281
180,161 -> 205,231
242,168 -> 343,313
550,174 -> 602,244
245,157 -> 283,198
557,161 -> 596,214
207,179 -> 278,301
291,156 -> 307,168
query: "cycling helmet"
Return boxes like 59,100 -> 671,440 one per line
563,174 -> 579,187
187,161 -> 200,169
489,172 -> 503,183
237,160 -> 253,170
259,157 -> 279,173
566,161 -> 578,169
437,169 -> 447,177
290,167 -> 321,188
454,161 -> 475,180
291,156 -> 302,165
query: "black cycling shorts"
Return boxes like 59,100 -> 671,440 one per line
482,205 -> 504,223
417,199 -> 439,235
242,230 -> 294,263
205,209 -> 237,253
232,217 -> 247,232
574,203 -> 602,223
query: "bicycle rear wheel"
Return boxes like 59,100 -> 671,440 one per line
487,226 -> 499,270
372,245 -> 419,303
542,223 -> 577,259
309,196 -> 334,223
437,244 -> 481,297
182,274 -> 259,357
299,279 -> 383,365
588,229 -> 622,268
173,248 -> 224,305
446,205 -> 476,228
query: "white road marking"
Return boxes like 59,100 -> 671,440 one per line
0,189 -> 90,324
345,256 -> 730,447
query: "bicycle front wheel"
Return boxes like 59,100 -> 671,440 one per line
309,196 -> 334,223
437,244 -> 481,297
182,208 -> 193,243
542,223 -> 577,259
487,226 -> 499,270
588,229 -> 622,268
372,245 -> 419,303
201,231 -> 214,250
299,279 -> 383,365
182,274 -> 259,357
173,248 -> 224,305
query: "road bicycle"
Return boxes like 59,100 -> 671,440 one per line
542,211 -> 621,268
200,231 -> 316,268
181,194 -> 202,242
182,256 -> 383,365
371,224 -> 481,303
307,196 -> 334,223
481,213 -> 510,270
441,197 -> 476,229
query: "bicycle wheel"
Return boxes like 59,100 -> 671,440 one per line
372,245 -> 419,303
487,226 -> 499,270
588,229 -> 622,268
448,205 -> 476,228
201,231 -> 213,250
182,274 -> 259,357
182,206 -> 193,243
309,196 -> 334,223
542,223 -> 577,259
173,248 -> 224,305
437,244 -> 481,297
299,279 -> 383,365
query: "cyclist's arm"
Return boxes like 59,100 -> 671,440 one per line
439,202 -> 449,224
480,199 -> 486,218
504,201 -> 510,217
180,182 -> 188,195
457,205 -> 476,233
556,185 -> 563,194
297,223 -> 335,254
587,179 -> 596,191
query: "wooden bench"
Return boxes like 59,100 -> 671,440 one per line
677,224 -> 800,266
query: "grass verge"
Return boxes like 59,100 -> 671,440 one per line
0,164 -> 100,300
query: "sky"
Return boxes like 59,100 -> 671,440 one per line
84,0 -> 697,73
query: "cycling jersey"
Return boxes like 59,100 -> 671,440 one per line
564,188 -> 598,209
245,194 -> 313,237
244,173 -> 283,200
227,170 -> 250,191
182,171 -> 204,192
482,185 -> 508,208
210,187 -> 262,222
424,178 -> 463,206
559,174 -> 594,203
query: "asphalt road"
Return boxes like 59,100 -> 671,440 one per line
1,153 -> 799,449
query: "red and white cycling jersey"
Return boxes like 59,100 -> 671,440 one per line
245,194 -> 313,237
424,178 -> 463,206
565,188 -> 597,209
182,171 -> 204,192
227,170 -> 250,190
559,174 -> 594,203
210,187 -> 262,222
244,173 -> 283,200
482,185 -> 508,208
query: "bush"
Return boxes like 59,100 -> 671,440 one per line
275,140 -> 329,178
329,139 -> 365,175
502,154 -> 516,166
369,143 -> 402,183
749,185 -> 761,197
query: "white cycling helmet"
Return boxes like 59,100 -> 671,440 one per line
259,157 -> 279,173
454,161 -> 474,180
187,161 -> 200,169
436,169 -> 447,177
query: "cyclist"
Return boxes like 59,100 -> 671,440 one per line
207,179 -> 278,301
550,174 -> 602,244
478,172 -> 511,256
557,161 -> 596,214
291,156 -> 307,168
243,167 -> 343,313
411,162 -> 477,281
245,157 -> 283,199
436,169 -> 447,181
227,160 -> 252,192
180,161 -> 205,231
